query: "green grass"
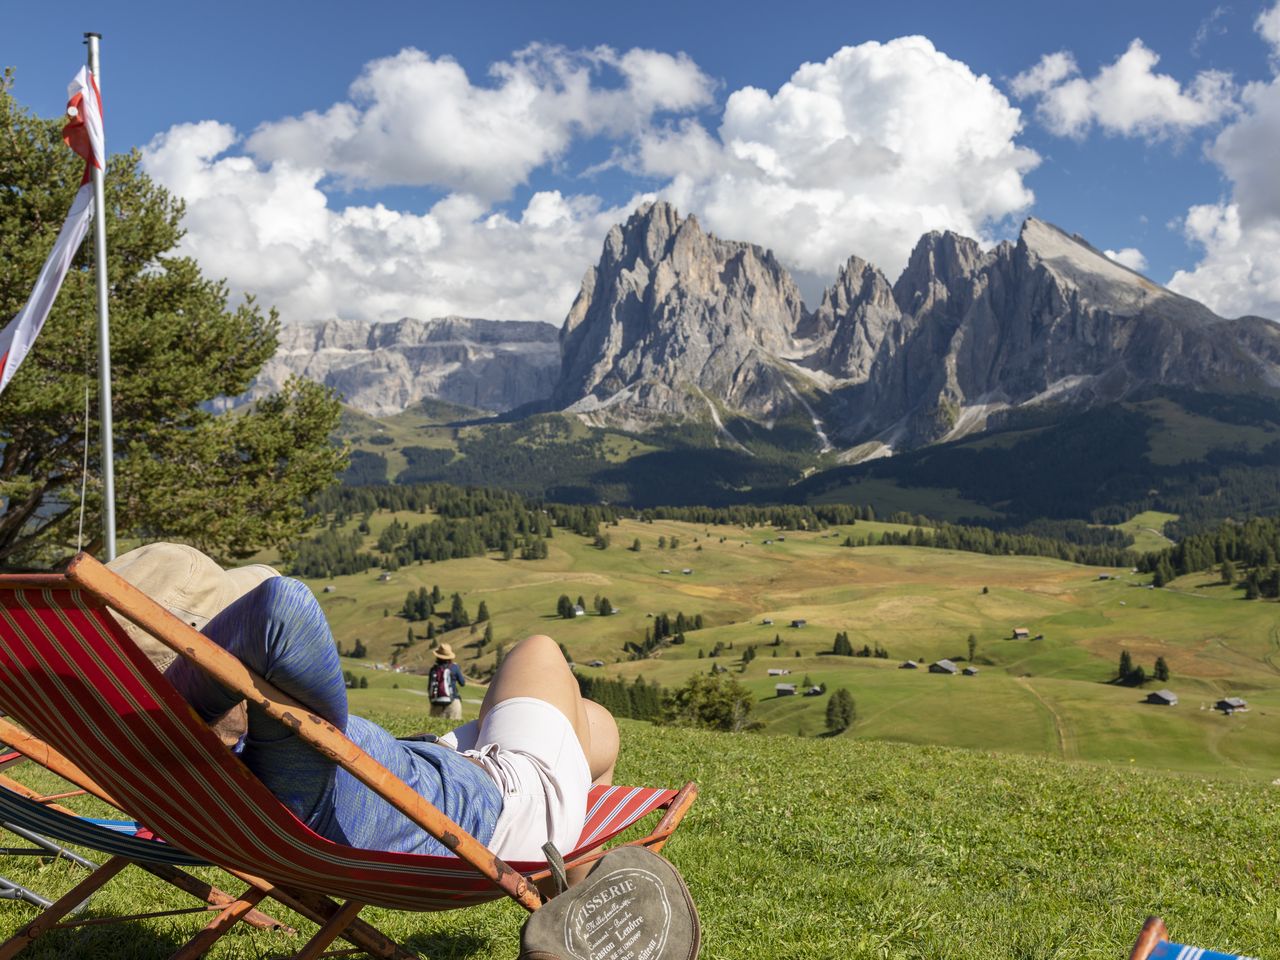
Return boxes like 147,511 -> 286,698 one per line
1108,511 -> 1178,554
295,513 -> 1280,783
2,722 -> 1277,959
808,476 -> 1002,521
1136,397 -> 1280,466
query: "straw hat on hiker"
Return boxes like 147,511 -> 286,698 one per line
432,642 -> 456,661
106,542 -> 279,671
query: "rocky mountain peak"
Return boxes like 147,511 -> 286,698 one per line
554,201 -> 808,426
892,229 -> 986,316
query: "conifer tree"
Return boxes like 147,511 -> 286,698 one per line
0,73 -> 343,564
449,593 -> 469,628
1245,572 -> 1261,600
826,688 -> 855,733
1154,656 -> 1169,682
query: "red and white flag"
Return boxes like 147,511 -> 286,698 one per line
0,67 -> 105,395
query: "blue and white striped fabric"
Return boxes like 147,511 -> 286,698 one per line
1150,942 -> 1258,960
0,784 -> 204,866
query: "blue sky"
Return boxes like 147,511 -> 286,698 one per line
6,0 -> 1280,323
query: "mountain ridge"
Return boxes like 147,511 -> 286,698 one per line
247,203 -> 1280,467
239,315 -> 560,417
543,205 -> 1280,460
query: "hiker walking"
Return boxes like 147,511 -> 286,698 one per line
428,643 -> 466,719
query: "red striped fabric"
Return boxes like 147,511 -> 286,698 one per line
0,587 -> 676,911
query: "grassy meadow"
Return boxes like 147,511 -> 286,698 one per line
301,513 -> 1280,783
4,513 -> 1280,956
2,719 -> 1277,959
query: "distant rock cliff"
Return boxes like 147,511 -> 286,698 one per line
555,201 -> 808,430
813,218 -> 1280,449
551,205 -> 1280,453
242,316 -> 560,417
246,205 -> 1280,458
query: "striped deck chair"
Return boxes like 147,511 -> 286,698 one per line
0,555 -> 697,959
1129,917 -> 1259,960
0,747 -> 83,913
0,751 -> 295,956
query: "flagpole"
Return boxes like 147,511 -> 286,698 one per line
84,32 -> 115,560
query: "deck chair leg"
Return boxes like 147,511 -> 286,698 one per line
168,885 -> 270,960
240,881 -> 417,960
289,900 -> 366,960
0,855 -> 128,960
141,863 -> 292,933
0,875 -> 53,910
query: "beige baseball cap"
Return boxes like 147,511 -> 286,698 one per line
106,542 -> 279,670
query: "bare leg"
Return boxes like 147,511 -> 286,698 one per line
583,700 -> 618,786
479,634 -> 592,756
481,635 -> 622,888
566,701 -> 619,888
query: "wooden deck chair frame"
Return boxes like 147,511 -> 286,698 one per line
0,744 -> 295,957
0,554 -> 698,959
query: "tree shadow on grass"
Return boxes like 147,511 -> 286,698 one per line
404,929 -> 492,958
14,922 -> 188,960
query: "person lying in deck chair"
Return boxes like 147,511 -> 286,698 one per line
107,542 -> 620,865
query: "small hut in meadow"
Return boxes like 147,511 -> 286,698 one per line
929,659 -> 958,675
1216,697 -> 1248,714
775,683 -> 797,697
1145,689 -> 1178,706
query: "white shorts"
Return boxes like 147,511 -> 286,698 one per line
457,697 -> 590,862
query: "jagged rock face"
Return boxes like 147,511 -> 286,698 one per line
555,201 -> 808,427
814,218 -> 1280,448
891,230 -> 986,319
803,257 -> 898,385
241,317 -> 560,417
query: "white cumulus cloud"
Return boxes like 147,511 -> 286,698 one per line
1012,39 -> 1236,139
1104,247 -> 1148,272
245,45 -> 713,202
1168,77 -> 1280,317
644,36 -> 1040,291
144,38 -> 1041,324
1259,1 -> 1280,56
143,120 -> 636,324
1166,7 -> 1280,320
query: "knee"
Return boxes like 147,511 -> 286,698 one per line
516,634 -> 565,660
